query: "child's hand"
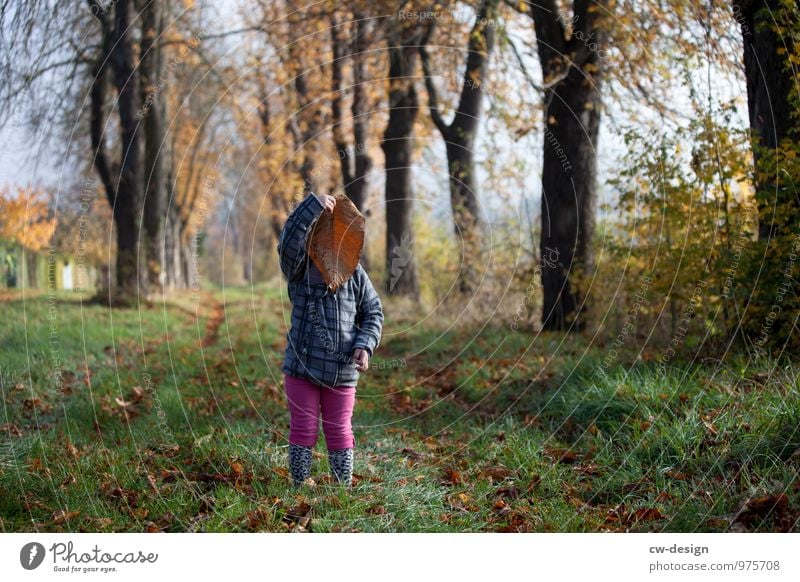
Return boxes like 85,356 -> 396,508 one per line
315,193 -> 336,213
353,348 -> 369,372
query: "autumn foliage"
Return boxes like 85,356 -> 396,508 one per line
0,185 -> 56,251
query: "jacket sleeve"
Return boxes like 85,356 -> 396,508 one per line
277,193 -> 325,281
353,268 -> 384,357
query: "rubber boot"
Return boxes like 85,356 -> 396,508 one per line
328,448 -> 354,486
288,443 -> 313,487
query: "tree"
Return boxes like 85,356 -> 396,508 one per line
162,48 -> 226,292
733,0 -> 800,240
1,0 -> 223,301
141,0 -> 168,291
0,185 -> 57,289
382,13 -> 424,298
331,9 -> 374,212
506,0 -> 607,330
732,0 -> 800,352
276,7 -> 331,196
88,0 -> 147,301
420,0 -> 500,294
331,9 -> 376,270
0,186 -> 57,252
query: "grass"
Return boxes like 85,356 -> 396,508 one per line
0,281 -> 798,532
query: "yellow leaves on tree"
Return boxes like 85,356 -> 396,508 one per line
0,185 -> 56,251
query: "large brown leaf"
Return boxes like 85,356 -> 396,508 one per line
307,195 -> 365,291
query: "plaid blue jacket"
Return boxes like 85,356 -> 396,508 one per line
278,193 -> 384,388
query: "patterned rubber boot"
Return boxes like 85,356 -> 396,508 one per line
328,448 -> 354,486
288,443 -> 313,486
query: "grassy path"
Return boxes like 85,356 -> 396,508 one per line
0,285 -> 798,532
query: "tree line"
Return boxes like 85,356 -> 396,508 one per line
0,0 -> 797,349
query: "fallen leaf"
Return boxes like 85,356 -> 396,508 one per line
114,396 -> 139,417
545,448 -> 578,464
23,397 -> 51,413
0,423 -> 22,437
400,447 -> 423,461
479,465 -> 513,481
283,501 -> 312,529
733,493 -> 789,525
494,486 -> 521,499
52,509 -> 80,525
352,472 -> 382,483
146,473 -> 159,492
130,507 -> 149,519
107,486 -> 139,508
666,470 -> 688,481
496,511 -> 531,532
65,439 -> 79,459
449,492 -> 478,512
59,475 -> 77,489
245,508 -> 271,530
575,463 -> 600,476
630,507 -> 665,523
272,466 -> 290,479
160,468 -> 180,483
492,499 -> 512,515
442,468 -> 462,485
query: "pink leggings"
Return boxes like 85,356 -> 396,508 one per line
284,375 -> 356,450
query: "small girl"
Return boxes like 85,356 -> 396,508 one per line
277,191 -> 384,487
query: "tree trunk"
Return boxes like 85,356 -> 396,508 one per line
141,0 -> 166,292
182,231 -> 193,290
734,0 -> 800,239
163,194 -> 184,292
114,204 -> 141,297
111,0 -> 145,297
87,0 -> 146,301
510,0 -> 606,330
382,28 -> 421,298
283,14 -> 325,195
350,16 -> 372,212
331,12 -> 374,269
734,0 -> 800,351
539,69 -> 601,331
420,0 -> 499,293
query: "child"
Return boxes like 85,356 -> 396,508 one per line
277,191 -> 384,487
